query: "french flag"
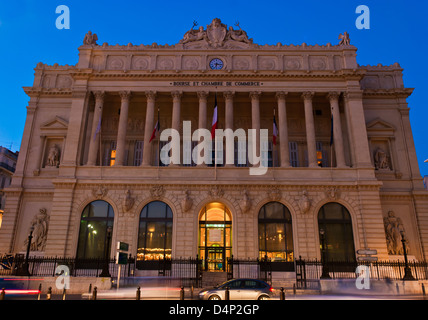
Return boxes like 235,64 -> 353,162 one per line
273,114 -> 278,146
149,108 -> 160,143
211,94 -> 218,139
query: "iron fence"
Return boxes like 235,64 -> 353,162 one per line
295,257 -> 428,289
226,256 -> 295,284
0,254 -> 136,278
136,257 -> 203,288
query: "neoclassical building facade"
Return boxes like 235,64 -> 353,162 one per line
1,19 -> 427,272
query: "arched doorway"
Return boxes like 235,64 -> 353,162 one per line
318,202 -> 356,262
258,202 -> 294,263
76,200 -> 114,259
198,202 -> 232,271
136,201 -> 173,270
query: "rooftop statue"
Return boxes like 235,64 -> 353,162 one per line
83,31 -> 98,46
180,18 -> 253,49
338,31 -> 350,45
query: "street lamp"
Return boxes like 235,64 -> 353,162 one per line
16,226 -> 34,276
319,229 -> 331,279
100,226 -> 113,277
400,230 -> 415,281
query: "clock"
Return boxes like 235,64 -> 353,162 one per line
209,58 -> 224,70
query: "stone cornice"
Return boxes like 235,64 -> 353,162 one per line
83,69 -> 366,80
81,43 -> 357,52
362,88 -> 414,98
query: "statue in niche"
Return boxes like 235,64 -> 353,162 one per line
23,208 -> 50,252
47,145 -> 60,167
83,31 -> 98,45
374,147 -> 390,170
384,210 -> 409,255
338,31 -> 350,45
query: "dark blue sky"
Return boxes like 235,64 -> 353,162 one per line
0,0 -> 427,176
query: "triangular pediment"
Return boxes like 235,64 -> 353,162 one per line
40,116 -> 69,131
366,118 -> 395,132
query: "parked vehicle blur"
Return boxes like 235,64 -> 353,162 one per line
199,278 -> 273,300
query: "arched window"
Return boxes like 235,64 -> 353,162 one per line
137,201 -> 173,267
76,200 -> 114,259
258,202 -> 293,263
318,203 -> 356,262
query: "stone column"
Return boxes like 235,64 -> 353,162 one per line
276,92 -> 290,167
328,92 -> 346,168
224,91 -> 235,167
115,91 -> 131,166
250,92 -> 261,156
171,91 -> 182,165
197,91 -> 208,131
197,91 -> 208,166
302,92 -> 317,168
142,91 -> 156,166
343,91 -> 375,169
87,91 -> 105,166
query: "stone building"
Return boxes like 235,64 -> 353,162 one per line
0,146 -> 18,228
1,19 -> 427,275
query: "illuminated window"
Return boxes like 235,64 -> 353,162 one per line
137,201 -> 173,266
76,200 -> 114,259
110,150 -> 116,166
258,202 -> 293,262
103,140 -> 117,166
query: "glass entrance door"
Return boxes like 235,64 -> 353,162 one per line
198,203 -> 232,272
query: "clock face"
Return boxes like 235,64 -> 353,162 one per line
209,58 -> 224,70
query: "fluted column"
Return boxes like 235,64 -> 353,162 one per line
142,91 -> 156,166
328,92 -> 346,168
276,92 -> 290,167
224,91 -> 235,167
87,91 -> 105,166
302,92 -> 318,168
115,91 -> 131,166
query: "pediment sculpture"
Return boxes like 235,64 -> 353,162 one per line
179,18 -> 254,49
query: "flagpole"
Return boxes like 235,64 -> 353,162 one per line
272,107 -> 276,181
99,120 -> 102,180
214,91 -> 217,181
157,107 -> 160,180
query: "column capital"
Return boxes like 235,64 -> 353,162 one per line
249,91 -> 261,100
327,91 -> 341,101
145,91 -> 157,101
223,91 -> 235,100
119,91 -> 132,101
275,91 -> 288,101
93,91 -> 105,102
301,91 -> 314,101
197,91 -> 209,100
171,91 -> 183,100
